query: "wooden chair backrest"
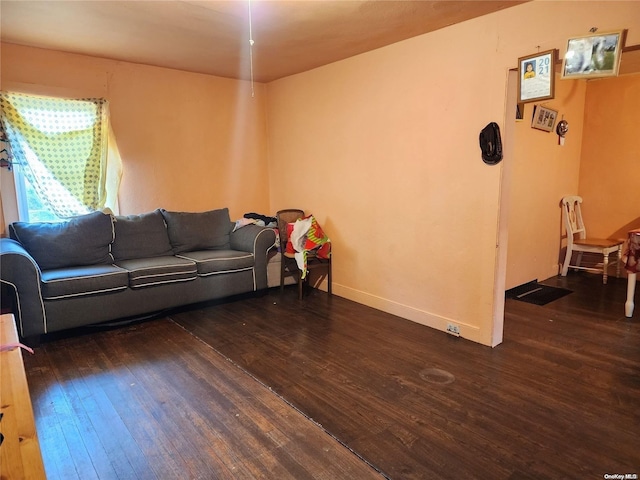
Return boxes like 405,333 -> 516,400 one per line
561,195 -> 586,242
276,209 -> 305,246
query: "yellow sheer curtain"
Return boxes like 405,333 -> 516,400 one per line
0,92 -> 121,218
105,117 -> 123,215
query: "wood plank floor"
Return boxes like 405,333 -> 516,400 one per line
22,317 -> 383,479
23,272 -> 640,479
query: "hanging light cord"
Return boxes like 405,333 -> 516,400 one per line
248,0 -> 255,97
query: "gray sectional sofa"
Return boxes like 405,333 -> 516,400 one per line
0,208 -> 276,338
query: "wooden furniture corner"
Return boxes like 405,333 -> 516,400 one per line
0,313 -> 45,480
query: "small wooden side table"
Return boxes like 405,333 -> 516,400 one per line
0,313 -> 46,479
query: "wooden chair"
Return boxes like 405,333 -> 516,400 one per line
561,195 -> 623,284
276,209 -> 332,300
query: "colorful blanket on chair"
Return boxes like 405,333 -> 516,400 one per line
623,229 -> 640,273
287,215 -> 331,279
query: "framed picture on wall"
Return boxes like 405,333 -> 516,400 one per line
517,49 -> 557,103
531,105 -> 558,132
561,30 -> 626,79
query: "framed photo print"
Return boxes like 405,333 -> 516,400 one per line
531,105 -> 558,132
561,30 -> 626,79
518,49 -> 557,103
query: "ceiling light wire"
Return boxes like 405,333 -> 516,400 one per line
248,0 -> 255,97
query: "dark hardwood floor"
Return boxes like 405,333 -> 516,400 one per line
23,316 -> 383,479
23,272 -> 639,479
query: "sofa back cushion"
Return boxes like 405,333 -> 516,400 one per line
9,211 -> 115,270
112,209 -> 174,261
161,208 -> 232,254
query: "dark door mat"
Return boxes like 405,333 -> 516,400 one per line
505,281 -> 572,306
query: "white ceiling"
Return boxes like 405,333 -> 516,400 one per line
0,0 -> 528,83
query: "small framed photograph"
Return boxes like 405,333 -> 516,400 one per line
561,30 -> 626,79
518,49 -> 557,103
531,105 -> 558,132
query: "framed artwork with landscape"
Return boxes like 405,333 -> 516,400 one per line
517,49 -> 557,104
561,30 -> 626,79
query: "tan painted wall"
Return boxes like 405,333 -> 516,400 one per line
266,1 -> 640,345
505,75 -> 586,290
0,43 -> 270,220
579,73 -> 640,240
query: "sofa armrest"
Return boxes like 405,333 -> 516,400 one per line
230,225 -> 276,290
0,238 -> 47,338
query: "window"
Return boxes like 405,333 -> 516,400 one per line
15,165 -> 83,223
0,92 -> 122,222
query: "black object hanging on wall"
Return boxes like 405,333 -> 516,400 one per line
479,122 -> 503,165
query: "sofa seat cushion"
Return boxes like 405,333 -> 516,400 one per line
112,210 -> 173,261
115,256 -> 197,288
10,211 -> 115,270
41,265 -> 129,300
177,250 -> 254,276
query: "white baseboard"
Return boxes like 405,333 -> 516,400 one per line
331,283 -> 480,342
